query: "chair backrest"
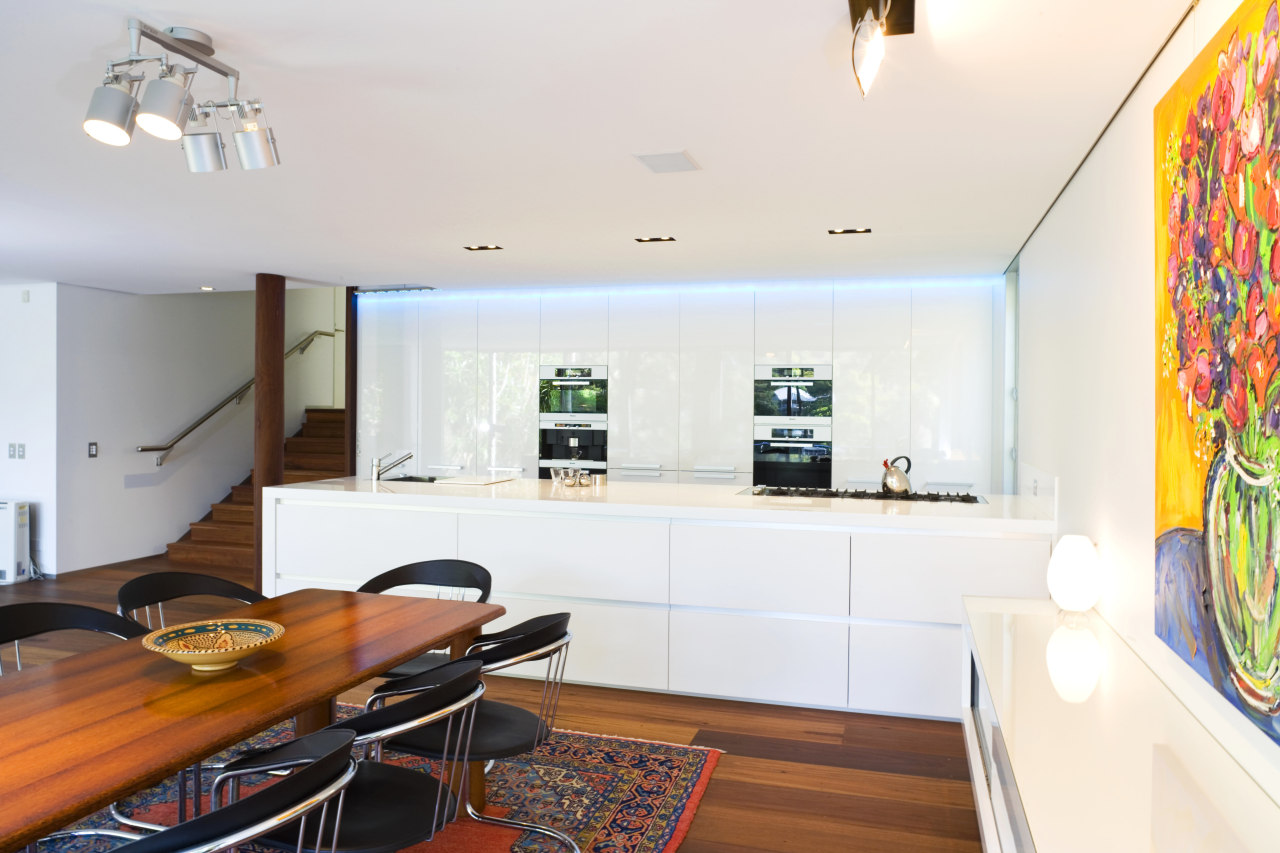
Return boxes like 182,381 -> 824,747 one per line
117,571 -> 266,629
462,613 -> 571,751
109,729 -> 357,853
356,559 -> 492,603
0,602 -> 147,676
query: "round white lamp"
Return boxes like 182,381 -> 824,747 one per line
1046,534 -> 1102,612
1045,623 -> 1104,703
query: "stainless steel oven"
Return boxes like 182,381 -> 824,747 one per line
752,425 -> 832,488
539,365 -> 607,422
753,365 -> 832,423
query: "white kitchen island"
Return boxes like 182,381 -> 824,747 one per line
262,477 -> 1056,719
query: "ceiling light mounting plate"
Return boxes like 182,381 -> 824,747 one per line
163,26 -> 215,56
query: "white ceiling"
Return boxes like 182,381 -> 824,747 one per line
0,0 -> 1189,296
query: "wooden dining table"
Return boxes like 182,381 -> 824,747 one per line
0,587 -> 504,852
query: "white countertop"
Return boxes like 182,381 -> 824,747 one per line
964,597 -> 1280,851
264,476 -> 1056,535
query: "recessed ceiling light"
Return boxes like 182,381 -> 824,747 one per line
464,245 -> 503,251
634,151 -> 701,173
828,228 -> 872,234
635,236 -> 677,243
199,286 -> 216,291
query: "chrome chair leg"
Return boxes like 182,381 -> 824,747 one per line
465,800 -> 581,853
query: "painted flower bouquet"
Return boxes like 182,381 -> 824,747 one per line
1162,2 -> 1280,715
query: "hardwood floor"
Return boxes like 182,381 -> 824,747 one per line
0,556 -> 982,852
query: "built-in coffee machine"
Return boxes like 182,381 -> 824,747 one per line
537,365 -> 607,479
752,365 -> 833,488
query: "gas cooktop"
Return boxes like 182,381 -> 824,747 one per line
742,486 -> 985,504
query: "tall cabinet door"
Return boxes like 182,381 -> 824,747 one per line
356,295 -> 419,477
539,293 -> 609,365
832,286 -> 911,489
477,296 -> 540,479
419,298 -> 478,477
608,292 -> 680,473
910,284 -> 993,493
679,290 -> 754,475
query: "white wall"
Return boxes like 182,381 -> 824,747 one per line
26,283 -> 342,575
1018,0 -> 1280,794
0,283 -> 58,572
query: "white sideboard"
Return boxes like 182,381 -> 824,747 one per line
263,477 -> 1054,719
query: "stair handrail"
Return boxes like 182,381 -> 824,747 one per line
137,329 -> 337,467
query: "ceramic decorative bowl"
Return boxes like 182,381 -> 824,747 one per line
142,619 -> 284,672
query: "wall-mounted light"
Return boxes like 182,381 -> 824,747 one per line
84,18 -> 279,173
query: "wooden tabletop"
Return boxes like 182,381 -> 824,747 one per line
0,588 -> 504,851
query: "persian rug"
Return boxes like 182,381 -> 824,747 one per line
49,711 -> 719,853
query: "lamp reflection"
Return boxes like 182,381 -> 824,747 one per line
1045,622 -> 1104,703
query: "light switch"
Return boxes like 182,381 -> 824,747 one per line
88,442 -> 98,458
6,444 -> 13,459
16,444 -> 24,459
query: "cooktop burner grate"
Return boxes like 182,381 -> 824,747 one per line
743,486 -> 983,503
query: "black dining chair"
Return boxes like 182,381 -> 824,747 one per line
230,658 -> 485,853
37,729 -> 359,853
382,612 -> 578,852
0,602 -> 147,675
356,559 -> 492,679
117,571 -> 266,630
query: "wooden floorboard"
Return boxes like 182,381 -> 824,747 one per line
0,555 -> 982,851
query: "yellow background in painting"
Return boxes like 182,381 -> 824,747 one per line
1154,0 -> 1271,534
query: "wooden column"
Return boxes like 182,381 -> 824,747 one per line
253,273 -> 286,591
344,286 -> 357,477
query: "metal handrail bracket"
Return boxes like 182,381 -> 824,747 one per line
137,329 -> 336,466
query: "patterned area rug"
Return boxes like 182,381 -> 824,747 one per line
50,709 -> 719,853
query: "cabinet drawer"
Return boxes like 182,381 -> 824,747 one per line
274,504 -> 458,585
677,470 -> 753,487
850,533 -> 1049,624
607,467 -> 680,483
848,622 -> 962,719
671,523 -> 848,616
670,611 -> 847,706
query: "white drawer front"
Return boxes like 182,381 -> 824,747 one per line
850,533 -> 1049,624
670,611 -> 847,706
671,523 -> 849,616
677,470 -> 753,486
459,513 -> 669,602
606,467 -> 680,483
848,623 -> 962,720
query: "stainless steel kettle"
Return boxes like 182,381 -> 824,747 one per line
882,456 -> 912,494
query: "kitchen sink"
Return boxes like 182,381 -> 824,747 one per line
382,475 -> 436,483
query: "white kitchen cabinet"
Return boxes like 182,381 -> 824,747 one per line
848,622 -> 961,718
478,296 -> 540,479
271,503 -> 458,595
356,296 -> 419,477
677,470 -> 752,487
754,282 -> 834,365
608,292 -> 679,471
678,289 -> 754,473
670,522 -> 849,617
488,594 -> 668,690
607,467 -> 680,484
832,285 -> 911,487
910,284 -> 993,493
539,293 -> 609,365
457,513 -> 669,602
669,610 -> 848,706
849,532 -> 1048,624
418,298 -> 479,477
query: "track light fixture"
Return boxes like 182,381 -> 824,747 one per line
848,0 -> 914,98
83,18 -> 279,172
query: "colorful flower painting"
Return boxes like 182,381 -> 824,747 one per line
1156,0 -> 1280,744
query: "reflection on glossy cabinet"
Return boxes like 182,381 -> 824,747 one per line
910,284 -> 993,493
478,297 -> 539,478
832,285 -> 911,487
356,296 -> 419,477
609,292 -> 679,470
678,290 -> 754,472
419,299 -> 478,477
539,293 -> 609,365
754,282 -> 834,365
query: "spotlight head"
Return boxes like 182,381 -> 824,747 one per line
852,9 -> 886,97
233,105 -> 279,169
83,76 -> 138,146
137,68 -> 195,141
182,130 -> 227,172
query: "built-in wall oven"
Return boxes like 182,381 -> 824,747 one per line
538,366 -> 608,479
753,365 -> 833,487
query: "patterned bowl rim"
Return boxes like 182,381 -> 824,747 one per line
141,618 -> 285,656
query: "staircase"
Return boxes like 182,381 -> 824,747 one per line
165,408 -> 348,570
